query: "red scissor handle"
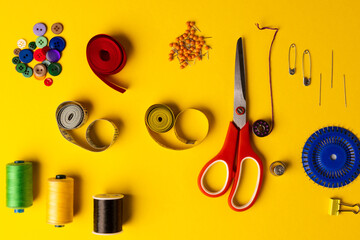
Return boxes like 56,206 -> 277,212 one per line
198,122 -> 239,197
228,122 -> 263,211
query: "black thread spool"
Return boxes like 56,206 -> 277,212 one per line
252,120 -> 271,137
93,194 -> 124,235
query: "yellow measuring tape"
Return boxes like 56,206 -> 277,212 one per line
56,101 -> 119,152
145,104 -> 209,150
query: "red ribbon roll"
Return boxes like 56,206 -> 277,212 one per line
86,34 -> 127,93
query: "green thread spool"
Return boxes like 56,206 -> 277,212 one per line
6,161 -> 33,213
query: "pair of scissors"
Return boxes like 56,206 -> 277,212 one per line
198,37 -> 264,211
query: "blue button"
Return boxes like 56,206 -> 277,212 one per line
49,37 -> 66,52
19,49 -> 34,63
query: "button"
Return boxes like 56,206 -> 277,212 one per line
34,49 -> 46,62
28,41 -> 37,50
22,67 -> 33,78
14,48 -> 21,55
34,63 -> 47,77
19,49 -> 34,63
44,78 -> 53,86
12,56 -> 20,65
46,49 -> 61,62
16,63 -> 27,73
42,46 -> 50,54
51,23 -> 63,34
42,60 -> 51,67
48,63 -> 62,76
34,74 -> 46,80
36,36 -> 48,48
33,23 -> 47,36
17,39 -> 26,49
49,37 -> 66,52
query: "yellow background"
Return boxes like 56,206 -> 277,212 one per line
1,0 -> 360,239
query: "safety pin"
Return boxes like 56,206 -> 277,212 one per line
288,43 -> 296,75
302,49 -> 311,86
329,198 -> 360,216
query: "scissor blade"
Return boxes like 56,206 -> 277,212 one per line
233,37 -> 247,129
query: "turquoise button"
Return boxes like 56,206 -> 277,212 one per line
36,36 -> 48,48
42,60 -> 51,67
22,67 -> 33,78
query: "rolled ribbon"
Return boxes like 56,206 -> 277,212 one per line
87,34 -> 127,93
145,104 -> 209,150
56,101 -> 119,152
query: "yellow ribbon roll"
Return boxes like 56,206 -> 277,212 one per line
145,104 -> 209,150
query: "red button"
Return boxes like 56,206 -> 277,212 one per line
34,49 -> 46,62
44,78 -> 53,86
42,46 -> 50,54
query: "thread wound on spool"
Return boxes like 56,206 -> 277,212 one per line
6,161 -> 33,212
93,194 -> 124,235
47,176 -> 74,226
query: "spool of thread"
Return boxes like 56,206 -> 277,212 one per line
269,161 -> 286,176
93,194 -> 124,235
6,161 -> 33,213
47,175 -> 74,227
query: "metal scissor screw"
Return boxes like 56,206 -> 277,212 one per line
236,106 -> 245,115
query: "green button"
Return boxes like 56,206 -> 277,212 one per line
42,60 -> 51,67
22,67 -> 33,78
28,41 -> 36,50
12,56 -> 20,65
48,63 -> 62,76
36,36 -> 48,48
16,63 -> 27,73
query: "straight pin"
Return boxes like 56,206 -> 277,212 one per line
319,73 -> 322,106
344,74 -> 347,107
331,50 -> 334,88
